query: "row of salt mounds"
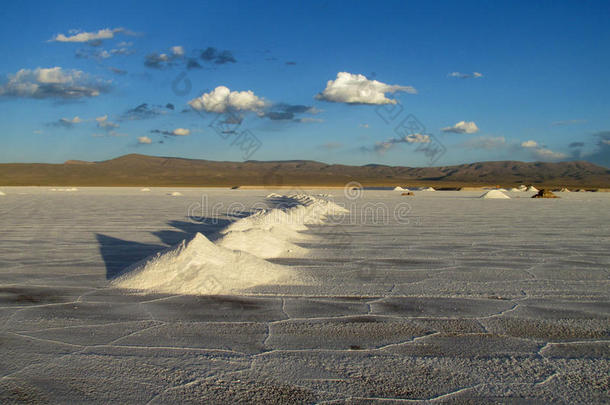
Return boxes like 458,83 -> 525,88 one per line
111,233 -> 296,295
111,194 -> 348,295
218,194 -> 349,258
480,190 -> 510,199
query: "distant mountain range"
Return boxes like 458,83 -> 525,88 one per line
1,154 -> 609,188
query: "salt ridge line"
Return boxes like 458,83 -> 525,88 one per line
111,194 -> 348,295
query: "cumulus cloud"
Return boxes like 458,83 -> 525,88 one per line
461,136 -> 506,150
315,72 -> 416,105
50,28 -> 126,43
442,121 -> 479,134
188,86 -> 266,113
0,67 -> 110,99
521,140 -> 538,148
138,136 -> 152,144
448,72 -> 483,79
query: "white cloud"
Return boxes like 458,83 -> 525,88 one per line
518,139 -> 567,160
0,67 -> 110,99
404,133 -> 430,143
188,86 -> 267,113
138,136 -> 152,144
171,46 -> 185,56
521,140 -> 538,148
315,72 -> 416,105
448,72 -> 483,79
51,28 -> 124,43
172,128 -> 190,136
96,114 -> 119,130
359,123 -> 369,128
442,121 -> 479,134
532,147 -> 567,160
63,116 -> 81,124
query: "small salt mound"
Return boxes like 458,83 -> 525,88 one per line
559,188 -> 570,192
0,191 -> 5,196
112,233 -> 298,295
169,192 -> 183,196
480,190 -> 510,199
420,187 -> 436,192
393,186 -> 405,191
140,188 -> 151,192
518,185 -> 527,191
508,188 -> 522,192
526,186 -> 539,192
266,193 -> 282,198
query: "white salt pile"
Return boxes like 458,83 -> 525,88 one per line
518,185 -> 527,191
496,188 -> 507,192
50,188 -> 78,192
480,190 -> 510,199
112,234 -> 296,295
508,188 -> 522,192
559,188 -> 570,192
140,188 -> 151,192
526,186 -> 539,192
420,187 -> 436,192
393,186 -> 405,191
169,191 -> 183,196
112,194 -> 348,294
0,191 -> 5,196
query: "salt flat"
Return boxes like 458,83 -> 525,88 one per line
0,187 -> 608,403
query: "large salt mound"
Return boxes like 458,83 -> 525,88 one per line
112,194 -> 348,294
112,233 -> 297,295
480,190 -> 510,199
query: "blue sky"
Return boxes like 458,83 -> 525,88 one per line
1,0 -> 609,167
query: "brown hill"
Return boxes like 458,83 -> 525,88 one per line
0,154 -> 608,188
